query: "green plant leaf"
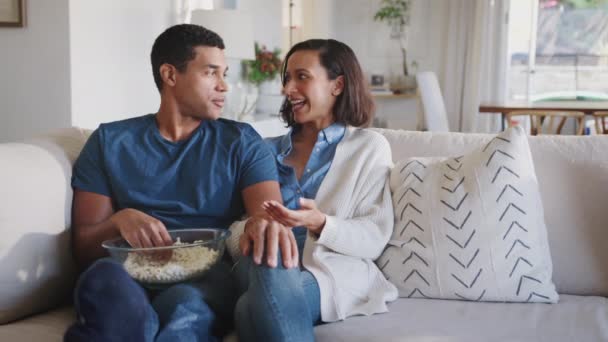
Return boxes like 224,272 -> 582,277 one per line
373,0 -> 410,25
243,41 -> 283,85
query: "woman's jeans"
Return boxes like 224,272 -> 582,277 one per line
64,257 -> 237,342
234,250 -> 321,342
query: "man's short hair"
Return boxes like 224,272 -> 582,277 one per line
151,24 -> 225,91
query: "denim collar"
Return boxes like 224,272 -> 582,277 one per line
317,122 -> 346,144
277,123 -> 346,156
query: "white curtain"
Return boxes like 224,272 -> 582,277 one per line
439,0 -> 509,133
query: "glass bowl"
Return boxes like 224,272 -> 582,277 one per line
102,228 -> 230,288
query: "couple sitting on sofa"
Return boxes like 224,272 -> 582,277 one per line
64,23 -> 397,342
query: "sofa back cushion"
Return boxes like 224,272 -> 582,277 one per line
0,128 -> 88,324
376,128 -> 608,297
378,127 -> 559,302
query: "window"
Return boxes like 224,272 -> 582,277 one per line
507,0 -> 608,102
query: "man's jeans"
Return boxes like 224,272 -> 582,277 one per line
233,253 -> 321,342
64,258 -> 237,342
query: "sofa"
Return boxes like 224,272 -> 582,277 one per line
0,127 -> 606,341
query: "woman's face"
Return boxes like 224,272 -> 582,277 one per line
282,50 -> 343,127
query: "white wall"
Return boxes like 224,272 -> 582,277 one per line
0,0 -> 71,143
304,0 -> 453,130
69,0 -> 175,130
1,0 -> 439,140
318,0 -> 418,129
70,0 -> 281,130
328,0 -> 448,86
0,0 -> 283,141
238,0 -> 281,51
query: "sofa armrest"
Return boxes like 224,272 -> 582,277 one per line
0,128 -> 88,324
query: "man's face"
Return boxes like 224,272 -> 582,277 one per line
174,46 -> 228,120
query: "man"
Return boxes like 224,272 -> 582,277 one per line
65,24 -> 298,342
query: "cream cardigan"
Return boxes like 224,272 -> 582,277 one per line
227,127 -> 398,322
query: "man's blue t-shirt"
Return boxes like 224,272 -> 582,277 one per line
71,114 -> 278,230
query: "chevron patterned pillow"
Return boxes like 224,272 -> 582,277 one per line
377,127 -> 559,303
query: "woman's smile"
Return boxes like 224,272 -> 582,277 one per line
290,98 -> 307,113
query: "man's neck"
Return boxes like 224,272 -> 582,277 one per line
156,101 -> 203,142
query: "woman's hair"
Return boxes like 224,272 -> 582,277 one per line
279,39 -> 374,127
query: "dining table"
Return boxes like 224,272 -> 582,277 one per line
479,100 -> 608,130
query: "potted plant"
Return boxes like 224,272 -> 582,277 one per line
243,43 -> 284,114
373,0 -> 416,93
244,43 -> 282,91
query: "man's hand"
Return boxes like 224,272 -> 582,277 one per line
239,216 -> 299,269
263,198 -> 326,235
110,208 -> 173,248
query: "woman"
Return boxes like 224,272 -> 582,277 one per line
231,39 -> 398,341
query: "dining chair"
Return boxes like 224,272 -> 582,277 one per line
505,110 -> 585,135
415,72 -> 450,132
592,111 -> 608,134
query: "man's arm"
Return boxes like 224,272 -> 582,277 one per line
241,180 -> 282,217
71,190 -> 119,269
72,190 -> 172,270
239,181 -> 299,268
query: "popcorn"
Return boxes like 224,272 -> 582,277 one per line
123,240 -> 220,284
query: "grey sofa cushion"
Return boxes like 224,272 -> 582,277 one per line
0,306 -> 74,341
4,296 -> 607,342
314,294 -> 608,342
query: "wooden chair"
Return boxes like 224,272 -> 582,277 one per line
505,110 -> 585,135
592,111 -> 608,134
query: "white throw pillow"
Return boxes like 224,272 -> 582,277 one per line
378,127 -> 558,303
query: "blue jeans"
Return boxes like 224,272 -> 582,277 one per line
64,258 -> 237,342
234,240 -> 321,342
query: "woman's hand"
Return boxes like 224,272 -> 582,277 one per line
263,198 -> 326,235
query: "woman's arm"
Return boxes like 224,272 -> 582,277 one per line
315,171 -> 393,260
265,132 -> 395,260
